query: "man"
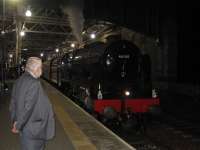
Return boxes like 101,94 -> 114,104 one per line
9,57 -> 55,150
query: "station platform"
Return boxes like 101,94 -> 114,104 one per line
0,80 -> 135,150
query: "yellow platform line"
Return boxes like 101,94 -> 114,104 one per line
49,93 -> 97,150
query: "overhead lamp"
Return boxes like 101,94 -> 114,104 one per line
90,33 -> 96,39
71,43 -> 75,48
20,31 -> 25,37
1,31 -> 5,35
25,5 -> 32,17
25,10 -> 32,17
9,54 -> 13,58
55,48 -> 59,53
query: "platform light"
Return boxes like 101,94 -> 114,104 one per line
90,33 -> 96,39
40,53 -> 44,57
55,48 -> 59,53
20,31 -> 25,37
71,43 -> 75,48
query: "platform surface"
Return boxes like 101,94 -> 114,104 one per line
0,80 -> 135,150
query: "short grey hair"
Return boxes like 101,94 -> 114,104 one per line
25,57 -> 42,72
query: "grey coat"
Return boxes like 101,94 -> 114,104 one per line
9,72 -> 55,140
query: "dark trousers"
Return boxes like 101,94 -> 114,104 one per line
20,134 -> 46,150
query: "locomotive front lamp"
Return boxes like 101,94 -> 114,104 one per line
40,53 -> 44,57
125,91 -> 130,96
106,56 -> 113,66
106,59 -> 111,65
152,89 -> 157,98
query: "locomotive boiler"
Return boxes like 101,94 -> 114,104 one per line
43,39 -> 160,125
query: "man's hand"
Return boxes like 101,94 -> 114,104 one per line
11,121 -> 19,134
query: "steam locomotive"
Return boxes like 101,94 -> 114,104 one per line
43,39 -> 160,125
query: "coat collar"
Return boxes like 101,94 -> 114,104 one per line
25,71 -> 38,79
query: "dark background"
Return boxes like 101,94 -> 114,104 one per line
13,0 -> 200,84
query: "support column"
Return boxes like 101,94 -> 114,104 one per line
15,2 -> 23,65
15,18 -> 22,65
1,0 -> 6,92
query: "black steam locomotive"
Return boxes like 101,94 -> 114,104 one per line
43,39 -> 160,123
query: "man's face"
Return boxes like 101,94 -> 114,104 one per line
34,63 -> 42,78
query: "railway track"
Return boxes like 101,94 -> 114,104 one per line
116,114 -> 200,150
